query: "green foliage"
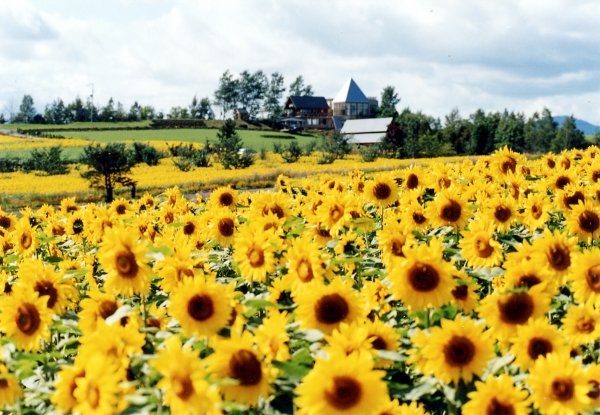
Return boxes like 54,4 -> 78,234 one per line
22,146 -> 70,175
318,131 -> 351,163
79,143 -> 137,203
168,142 -> 213,171
551,115 -> 587,152
467,109 -> 500,155
378,86 -> 400,118
303,140 -> 317,156
216,120 -> 255,169
358,145 -> 380,162
524,108 -> 556,153
280,140 -> 303,163
494,110 -> 525,152
132,142 -> 163,166
0,157 -> 22,172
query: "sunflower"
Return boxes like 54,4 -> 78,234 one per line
253,310 -> 290,363
209,186 -> 238,210
502,260 -> 555,294
562,303 -> 600,347
0,210 -> 17,233
295,351 -> 388,415
521,192 -> 551,230
428,190 -> 469,230
462,374 -> 529,415
233,225 -> 276,284
531,229 -> 576,281
480,195 -> 520,232
322,322 -> 374,359
295,278 -> 367,334
65,210 -> 86,240
365,173 -> 398,208
77,290 -> 123,335
315,193 -> 354,236
510,319 -> 568,371
549,170 -> 576,191
249,191 -> 290,220
169,276 -> 233,338
478,285 -> 550,342
206,330 -> 273,406
398,192 -> 429,233
459,221 -> 503,268
364,318 -> 400,368
52,361 -> 87,413
584,364 -> 600,410
414,317 -> 494,384
15,258 -> 78,315
377,221 -> 415,270
72,358 -> 121,415
570,248 -> 600,307
388,238 -> 455,310
402,165 -> 426,191
564,200 -> 600,243
152,336 -> 222,415
450,273 -> 480,313
10,218 -> 37,256
492,146 -> 522,175
334,232 -> 365,258
284,235 -> 326,290
98,226 -> 151,296
527,352 -> 590,415
155,244 -> 197,293
0,362 -> 22,407
85,205 -> 116,243
209,209 -> 237,247
0,287 -> 53,352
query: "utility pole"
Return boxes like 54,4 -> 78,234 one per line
88,83 -> 95,122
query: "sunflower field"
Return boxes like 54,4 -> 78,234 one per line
0,146 -> 599,415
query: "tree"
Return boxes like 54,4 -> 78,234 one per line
189,96 -> 214,119
238,70 -> 268,120
288,75 -> 313,96
318,131 -> 351,164
15,95 -> 36,123
378,86 -> 400,118
128,102 -> 142,121
67,97 -> 89,122
494,110 -> 525,151
442,108 -> 471,155
263,72 -> 286,121
168,106 -> 190,119
216,120 -> 254,169
524,108 -> 556,153
467,109 -> 499,155
44,99 -> 67,124
0,113 -> 5,124
99,98 -> 116,122
214,70 -> 240,119
80,143 -> 137,203
552,115 -> 587,152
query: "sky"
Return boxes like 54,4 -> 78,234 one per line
1,0 -> 599,124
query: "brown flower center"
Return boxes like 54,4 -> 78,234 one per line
576,317 -> 595,334
314,294 -> 349,324
115,204 -> 127,215
474,237 -> 494,258
494,206 -> 512,223
390,239 -> 405,257
451,284 -> 469,301
87,384 -> 101,408
99,300 -> 119,320
588,380 -> 600,400
34,280 -> 58,309
229,349 -> 262,386
498,293 -> 534,325
443,335 -> 475,367
20,231 -> 33,249
115,250 -> 139,278
531,204 -> 543,219
247,245 -> 265,267
593,171 -> 600,183
527,337 -> 552,360
555,176 -> 570,190
517,275 -> 542,289
219,192 -> 234,207
218,218 -> 235,237
406,174 -> 419,189
440,200 -> 462,222
72,218 -> 84,234
325,376 -> 362,410
0,379 -> 8,389
329,204 -> 344,223
16,303 -> 41,335
296,259 -> 314,282
412,212 -> 427,224
0,216 -> 11,229
263,204 -> 285,219
371,336 -> 387,350
579,210 -> 600,233
408,262 -> 440,292
373,182 -> 392,200
183,222 -> 196,235
52,224 -> 66,236
546,158 -> 556,169
551,378 -> 574,401
187,294 -> 214,321
501,157 -> 517,174
486,398 -> 515,415
174,375 -> 194,400
548,245 -> 571,271
563,191 -> 585,209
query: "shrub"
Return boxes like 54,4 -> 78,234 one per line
216,120 -> 255,169
0,157 -> 22,172
22,146 -> 70,175
303,140 -> 317,156
280,140 -> 303,163
132,142 -> 163,166
358,145 -> 380,162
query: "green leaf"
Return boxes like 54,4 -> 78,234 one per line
272,360 -> 311,380
243,299 -> 276,309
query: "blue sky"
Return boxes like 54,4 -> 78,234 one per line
1,0 -> 599,124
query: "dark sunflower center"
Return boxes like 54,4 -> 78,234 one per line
564,191 -> 585,209
16,303 -> 41,335
183,222 -> 196,235
588,380 -> 600,400
218,218 -> 235,237
561,158 -> 571,169
546,159 -> 556,168
72,218 -> 84,234
52,224 -> 66,236
527,337 -> 552,360
517,275 -> 541,289
408,262 -> 440,292
99,300 -> 119,319
390,239 -> 405,257
229,349 -> 262,386
296,259 -> 314,282
451,284 -> 469,300
164,212 -> 174,224
555,176 -> 570,189
0,379 -> 8,389
263,205 -> 285,219
325,376 -> 362,410
373,183 -> 392,200
501,157 -> 517,174
443,335 -> 476,367
576,317 -> 595,334
187,294 -> 214,321
593,171 -> 600,183
115,250 -> 139,278
219,192 -> 234,207
247,245 -> 265,267
551,378 -> 574,401
412,212 -> 427,224
494,206 -> 512,223
440,200 -> 462,222
486,398 -> 515,415
548,245 -> 571,271
475,237 -> 494,258
175,376 -> 194,400
329,205 -> 344,223
531,204 -> 542,219
579,210 -> 600,233
498,293 -> 534,325
406,174 -> 419,189
371,336 -> 387,350
34,280 -> 58,309
0,216 -> 11,229
439,177 -> 451,188
314,294 -> 349,324
116,204 -> 127,214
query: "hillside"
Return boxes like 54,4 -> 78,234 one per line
554,116 -> 600,136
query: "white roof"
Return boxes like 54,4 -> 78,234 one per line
340,117 -> 393,134
346,132 -> 386,144
333,78 -> 369,103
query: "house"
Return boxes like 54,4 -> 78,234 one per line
283,96 -> 332,129
340,117 -> 393,145
332,78 -> 378,121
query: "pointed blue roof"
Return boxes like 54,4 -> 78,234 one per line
333,78 -> 369,103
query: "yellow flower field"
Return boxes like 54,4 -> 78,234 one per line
0,146 -> 599,414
